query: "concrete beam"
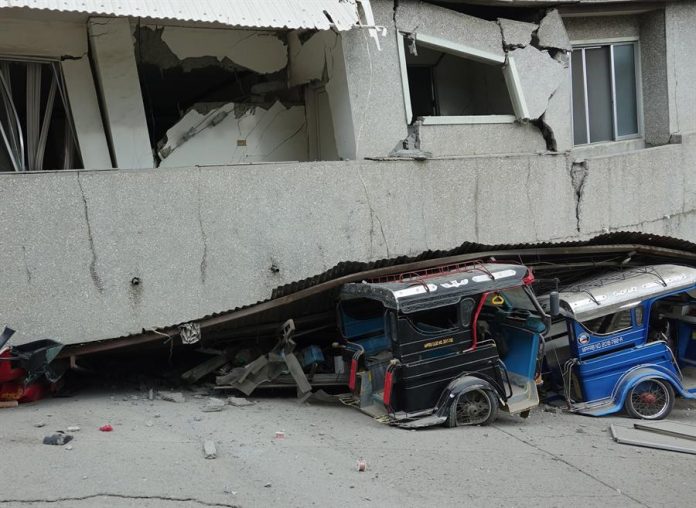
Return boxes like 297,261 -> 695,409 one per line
62,57 -> 113,169
88,17 -> 153,169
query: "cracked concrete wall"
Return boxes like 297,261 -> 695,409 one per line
338,1 -> 573,157
665,2 -> 696,134
4,129 -> 696,345
158,101 -> 308,167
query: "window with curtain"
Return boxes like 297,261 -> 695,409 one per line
0,59 -> 82,172
571,42 -> 640,145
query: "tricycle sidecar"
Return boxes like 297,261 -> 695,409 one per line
338,262 -> 548,428
542,264 -> 696,420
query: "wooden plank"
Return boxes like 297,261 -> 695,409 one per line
610,424 -> 696,455
634,421 -> 696,442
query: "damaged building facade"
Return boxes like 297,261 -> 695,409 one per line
1,0 -> 696,346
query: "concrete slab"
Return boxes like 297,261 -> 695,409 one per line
536,9 -> 571,51
611,424 -> 696,455
498,18 -> 537,49
3,388 -> 693,507
507,46 -> 567,120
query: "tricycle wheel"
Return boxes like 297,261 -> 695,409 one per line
625,379 -> 675,420
447,389 -> 498,427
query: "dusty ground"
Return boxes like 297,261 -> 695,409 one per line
1,387 -> 695,508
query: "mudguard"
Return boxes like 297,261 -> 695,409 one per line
577,365 -> 695,417
396,374 -> 500,429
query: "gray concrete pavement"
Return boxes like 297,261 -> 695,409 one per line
1,388 -> 695,507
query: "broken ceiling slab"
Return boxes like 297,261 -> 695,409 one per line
0,0 -> 362,31
506,45 -> 566,120
498,18 -> 537,49
396,0 -> 505,61
160,27 -> 288,74
536,9 -> 571,51
159,101 -> 308,167
288,31 -> 338,87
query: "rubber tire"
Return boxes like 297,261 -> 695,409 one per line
447,389 -> 499,428
624,378 -> 675,420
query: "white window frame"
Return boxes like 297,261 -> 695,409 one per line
396,32 -> 530,126
569,37 -> 643,146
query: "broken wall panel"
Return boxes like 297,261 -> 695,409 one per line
158,101 -> 309,167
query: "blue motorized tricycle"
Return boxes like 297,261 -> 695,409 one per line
542,264 -> 696,419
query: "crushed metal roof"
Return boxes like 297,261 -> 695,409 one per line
59,232 -> 696,358
0,0 -> 362,30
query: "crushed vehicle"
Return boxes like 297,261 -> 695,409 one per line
541,264 -> 696,420
0,326 -> 65,404
218,262 -> 550,428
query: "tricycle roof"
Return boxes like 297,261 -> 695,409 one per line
340,263 -> 530,313
554,264 -> 696,321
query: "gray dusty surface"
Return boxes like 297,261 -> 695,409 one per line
2,389 -> 696,507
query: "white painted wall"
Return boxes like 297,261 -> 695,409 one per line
88,17 -> 153,169
159,101 -> 308,167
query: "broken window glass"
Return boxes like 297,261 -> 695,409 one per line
571,42 -> 640,145
0,59 -> 82,171
404,38 -> 514,121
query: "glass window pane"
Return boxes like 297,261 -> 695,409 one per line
585,46 -> 614,143
571,50 -> 588,145
613,44 -> 638,137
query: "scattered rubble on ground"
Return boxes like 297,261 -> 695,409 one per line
160,391 -> 186,403
201,397 -> 226,412
43,433 -> 73,445
203,440 -> 217,459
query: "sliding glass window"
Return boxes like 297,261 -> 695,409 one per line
570,42 -> 640,145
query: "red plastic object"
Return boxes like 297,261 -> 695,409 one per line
99,424 -> 113,432
348,358 -> 358,391
0,381 -> 45,403
383,370 -> 394,406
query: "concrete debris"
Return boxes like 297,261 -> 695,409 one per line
160,391 -> 185,403
66,426 -> 80,432
536,9 -> 571,52
227,396 -> 254,407
202,397 -> 226,412
275,431 -> 286,439
203,439 -> 217,459
65,445 -> 73,450
146,420 -> 154,427
498,18 -> 537,49
506,46 -> 566,120
158,101 -> 308,167
264,483 -> 272,488
179,322 -> 201,345
148,388 -> 154,401
34,422 -> 46,428
43,433 -> 73,445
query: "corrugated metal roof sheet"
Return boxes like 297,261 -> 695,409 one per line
0,0 -> 361,30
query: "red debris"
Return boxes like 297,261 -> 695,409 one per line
99,424 -> 113,432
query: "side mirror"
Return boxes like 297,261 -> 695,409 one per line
549,291 -> 560,318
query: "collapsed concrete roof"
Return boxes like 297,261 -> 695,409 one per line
0,0 -> 364,31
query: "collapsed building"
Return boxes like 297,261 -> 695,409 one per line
1,0 -> 696,351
